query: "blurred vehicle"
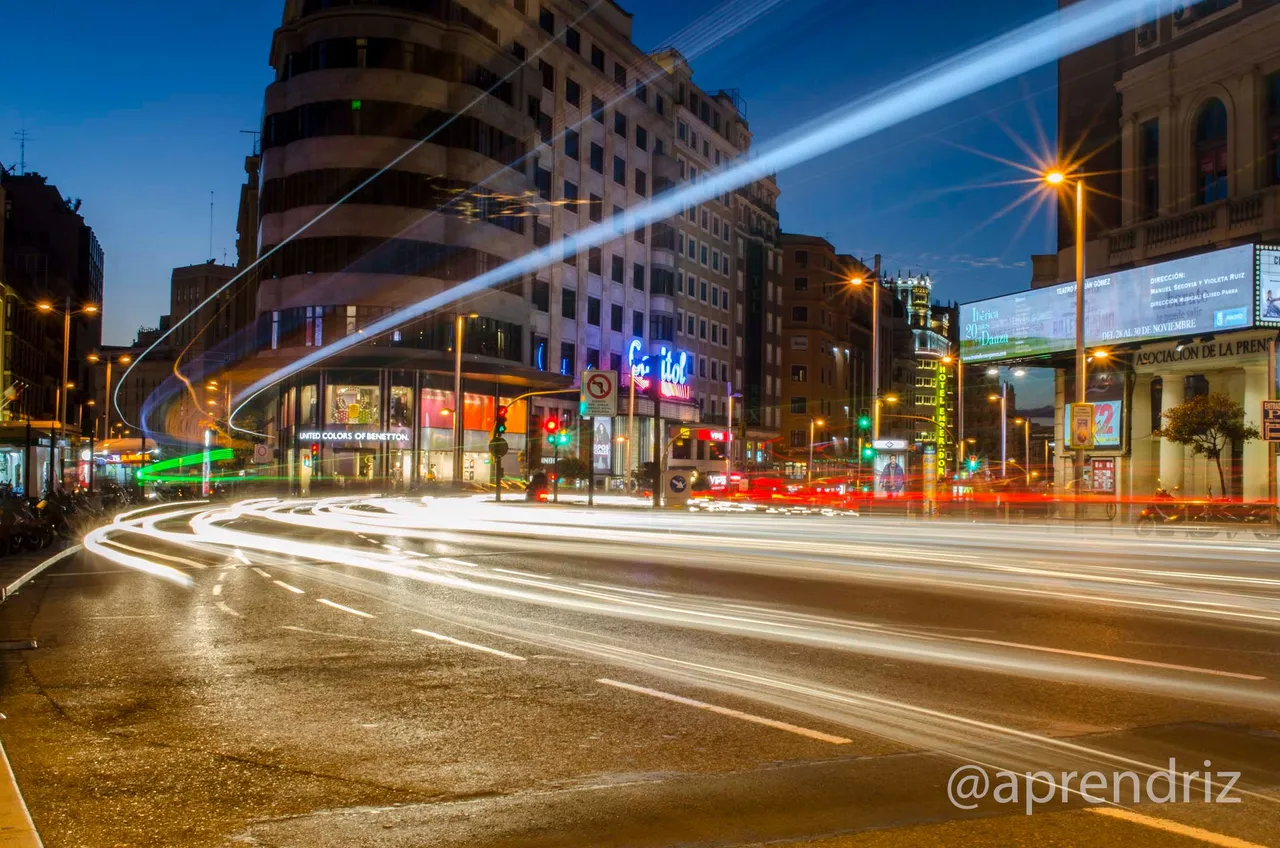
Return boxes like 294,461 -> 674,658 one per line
524,471 -> 550,503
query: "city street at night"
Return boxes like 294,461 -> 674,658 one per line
2,499 -> 1279,846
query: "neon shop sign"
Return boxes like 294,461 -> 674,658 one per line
628,340 -> 692,401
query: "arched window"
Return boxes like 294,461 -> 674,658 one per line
1194,99 -> 1228,205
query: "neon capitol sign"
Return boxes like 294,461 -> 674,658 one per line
628,340 -> 692,401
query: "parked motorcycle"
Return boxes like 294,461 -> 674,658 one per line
1137,487 -> 1278,540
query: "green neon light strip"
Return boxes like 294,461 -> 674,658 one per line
137,449 -> 235,483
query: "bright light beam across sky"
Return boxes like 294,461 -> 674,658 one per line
230,0 -> 1152,429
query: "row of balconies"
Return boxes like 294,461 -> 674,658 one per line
1104,183 -> 1280,267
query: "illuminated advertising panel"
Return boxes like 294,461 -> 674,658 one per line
1064,400 -> 1122,448
961,244 -> 1256,361
1258,245 -> 1280,326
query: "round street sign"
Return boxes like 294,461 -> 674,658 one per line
489,438 -> 509,457
586,372 -> 613,400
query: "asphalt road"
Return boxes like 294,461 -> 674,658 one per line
2,497 -> 1279,847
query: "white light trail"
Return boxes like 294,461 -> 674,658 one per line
229,0 -> 1154,425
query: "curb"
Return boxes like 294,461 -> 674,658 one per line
0,546 -> 81,604
0,739 -> 42,848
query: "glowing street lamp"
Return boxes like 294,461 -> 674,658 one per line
850,275 -> 882,438
1013,417 -> 1031,485
808,417 -> 826,486
1046,167 -> 1087,493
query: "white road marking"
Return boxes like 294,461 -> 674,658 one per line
280,626 -> 401,643
212,584 -> 223,596
317,599 -> 373,619
578,582 -> 669,598
491,567 -> 553,581
215,601 -> 243,618
959,636 -> 1266,681
437,557 -> 480,568
1090,808 -> 1267,847
411,628 -> 526,661
273,580 -> 305,594
251,567 -> 271,579
596,679 -> 852,745
233,549 -> 251,564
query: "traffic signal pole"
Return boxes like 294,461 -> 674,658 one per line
587,416 -> 594,508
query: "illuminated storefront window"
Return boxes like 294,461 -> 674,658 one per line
326,384 -> 381,426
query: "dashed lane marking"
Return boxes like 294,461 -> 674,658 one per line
596,678 -> 852,745
317,599 -> 373,619
411,628 -> 526,661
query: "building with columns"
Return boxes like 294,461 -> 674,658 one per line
981,2 -> 1280,507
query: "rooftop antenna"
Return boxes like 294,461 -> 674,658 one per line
240,129 -> 261,156
13,125 -> 30,175
208,191 -> 215,262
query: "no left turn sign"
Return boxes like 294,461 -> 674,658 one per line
580,370 -> 618,417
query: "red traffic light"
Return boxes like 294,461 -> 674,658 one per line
310,443 -> 320,456
496,405 -> 508,417
544,418 -> 559,434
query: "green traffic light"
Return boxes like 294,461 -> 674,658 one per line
861,447 -> 875,460
857,416 -> 872,430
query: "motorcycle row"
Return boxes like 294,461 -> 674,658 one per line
1136,487 -> 1280,540
0,483 -> 141,555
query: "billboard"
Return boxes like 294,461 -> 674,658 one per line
961,244 -> 1256,361
1258,245 -> 1280,326
1065,400 -> 1122,449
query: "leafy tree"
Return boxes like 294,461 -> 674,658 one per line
631,461 -> 658,489
1155,392 -> 1259,498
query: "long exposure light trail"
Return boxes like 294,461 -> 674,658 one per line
229,0 -> 1154,428
84,497 -> 1280,718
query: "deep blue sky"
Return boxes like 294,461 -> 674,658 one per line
2,0 -> 1059,348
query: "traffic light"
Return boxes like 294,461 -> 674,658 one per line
494,404 -> 508,437
967,455 -> 980,472
310,443 -> 320,462
857,411 -> 872,430
861,444 -> 875,461
555,426 -> 571,447
544,417 -> 560,442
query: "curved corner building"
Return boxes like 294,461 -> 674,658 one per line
258,0 -> 683,490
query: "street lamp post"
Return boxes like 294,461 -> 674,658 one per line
726,386 -> 742,486
850,275 -> 881,439
1014,417 -> 1031,485
988,387 -> 1007,477
452,312 -> 478,486
1047,170 -> 1087,490
808,417 -> 825,486
39,299 -> 98,493
873,394 -> 898,445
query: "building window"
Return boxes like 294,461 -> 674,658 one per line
790,397 -> 807,414
589,142 -> 604,173
532,279 -> 550,312
650,314 -> 674,341
699,319 -> 707,339
591,96 -> 604,123
614,111 -> 627,138
565,128 -> 580,160
1139,118 -> 1159,219
633,263 -> 645,290
560,342 -> 575,376
613,62 -> 626,88
611,303 -> 623,331
591,46 -> 605,71
563,180 -> 578,209
566,78 -> 581,108
532,333 -> 547,371
677,120 -> 687,141
633,310 -> 644,337
565,26 -> 580,53
561,287 -> 577,320
539,7 -> 554,34
791,365 -> 807,382
635,126 -> 648,151
1194,98 -> 1228,205
588,247 -> 602,275
540,61 -> 554,91
656,95 -> 665,116
795,250 -> 809,268
587,296 -> 601,326
794,276 -> 808,292
792,306 -> 809,322
635,169 -> 647,196
589,193 -> 603,222
613,156 -> 626,185
611,255 -> 624,283
635,81 -> 647,104
789,429 -> 806,449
